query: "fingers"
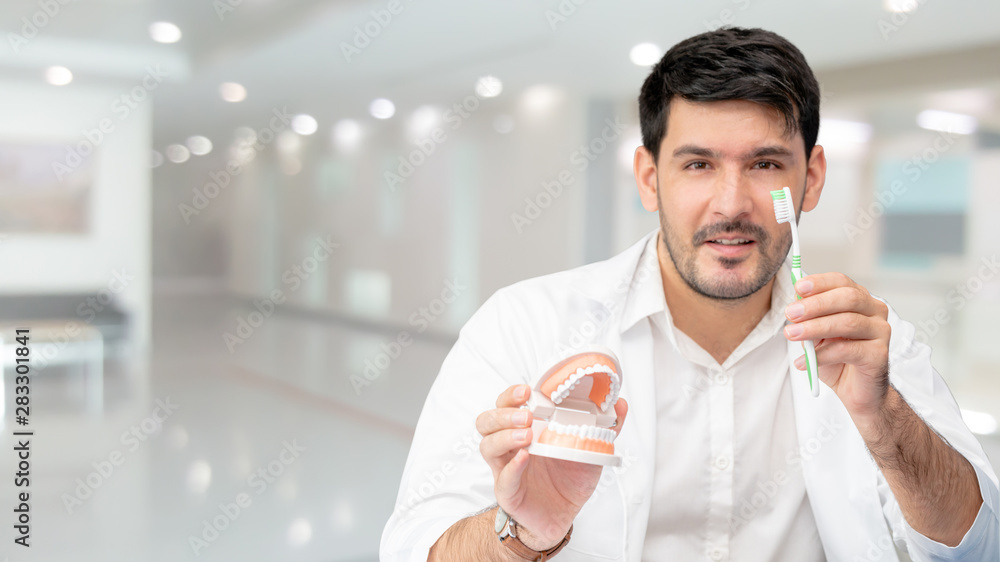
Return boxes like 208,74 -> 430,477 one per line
784,311 -> 889,343
786,284 -> 887,323
495,448 -> 531,505
611,398 -> 629,438
496,383 -> 531,409
476,406 -> 533,437
800,339 -> 888,374
479,427 -> 532,476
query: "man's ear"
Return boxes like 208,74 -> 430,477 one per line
634,145 -> 660,212
801,144 -> 826,213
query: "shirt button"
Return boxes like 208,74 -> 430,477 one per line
708,546 -> 726,560
714,455 -> 730,470
711,369 -> 728,384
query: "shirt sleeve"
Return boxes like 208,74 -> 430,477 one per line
379,288 -> 540,562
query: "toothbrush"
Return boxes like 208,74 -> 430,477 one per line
771,187 -> 820,397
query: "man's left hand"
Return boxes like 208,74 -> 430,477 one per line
783,272 -> 892,421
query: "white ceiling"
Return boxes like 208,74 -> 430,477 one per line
2,0 -> 999,145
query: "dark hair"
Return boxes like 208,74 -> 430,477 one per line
638,27 -> 821,163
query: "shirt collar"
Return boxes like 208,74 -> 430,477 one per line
620,228 -> 798,367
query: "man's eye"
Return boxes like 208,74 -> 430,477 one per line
753,161 -> 778,170
688,161 -> 708,169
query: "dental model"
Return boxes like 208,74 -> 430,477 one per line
525,346 -> 623,466
771,187 -> 820,397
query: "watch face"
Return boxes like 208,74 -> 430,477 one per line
494,507 -> 508,535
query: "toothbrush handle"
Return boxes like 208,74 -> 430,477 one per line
791,266 -> 820,397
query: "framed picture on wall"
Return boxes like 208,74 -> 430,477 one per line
0,142 -> 93,234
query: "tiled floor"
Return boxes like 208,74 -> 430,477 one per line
0,292 -> 996,561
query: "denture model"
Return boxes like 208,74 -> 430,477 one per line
525,346 -> 622,467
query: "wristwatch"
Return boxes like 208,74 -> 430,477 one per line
494,506 -> 572,561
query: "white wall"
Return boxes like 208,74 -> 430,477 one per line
0,79 -> 152,347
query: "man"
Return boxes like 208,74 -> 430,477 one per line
381,27 -> 999,561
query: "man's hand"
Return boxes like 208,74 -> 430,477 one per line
476,384 -> 628,550
782,272 -> 892,422
783,272 -> 982,547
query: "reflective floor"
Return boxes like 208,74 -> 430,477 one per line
0,291 -> 996,561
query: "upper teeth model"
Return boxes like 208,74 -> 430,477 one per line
538,353 -> 621,412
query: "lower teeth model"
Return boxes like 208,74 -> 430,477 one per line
525,347 -> 623,466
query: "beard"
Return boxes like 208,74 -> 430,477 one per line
658,207 -> 792,301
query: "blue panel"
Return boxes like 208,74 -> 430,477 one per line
875,156 -> 969,214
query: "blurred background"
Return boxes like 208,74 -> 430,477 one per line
0,0 -> 998,560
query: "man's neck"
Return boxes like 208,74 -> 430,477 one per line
656,233 -> 775,365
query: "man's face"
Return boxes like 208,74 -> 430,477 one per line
639,98 -> 823,301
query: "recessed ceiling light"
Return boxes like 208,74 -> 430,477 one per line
45,66 -> 73,86
475,75 -> 503,98
630,43 -> 662,66
219,82 -> 247,103
369,98 -> 395,120
332,119 -> 361,150
291,114 -> 318,135
165,144 -> 191,163
883,0 -> 919,13
149,21 -> 182,44
186,135 -> 213,156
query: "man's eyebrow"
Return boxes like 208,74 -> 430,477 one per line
743,146 -> 795,160
671,145 -> 720,159
670,144 -> 796,161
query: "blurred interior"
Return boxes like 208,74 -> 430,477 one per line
0,0 -> 998,560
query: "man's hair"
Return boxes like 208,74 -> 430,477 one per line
638,27 -> 821,163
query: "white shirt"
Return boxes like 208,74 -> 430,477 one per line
380,228 -> 1000,562
637,231 -> 824,560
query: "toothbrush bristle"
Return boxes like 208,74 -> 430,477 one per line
771,195 -> 792,224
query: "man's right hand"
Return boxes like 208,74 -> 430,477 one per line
475,383 -> 629,550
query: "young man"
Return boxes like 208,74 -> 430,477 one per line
381,27 -> 999,561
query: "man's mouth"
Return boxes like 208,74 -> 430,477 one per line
707,238 -> 754,246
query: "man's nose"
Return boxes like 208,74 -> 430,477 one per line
711,166 -> 754,220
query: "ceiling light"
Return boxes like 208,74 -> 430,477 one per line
165,144 -> 191,163
45,66 -> 72,86
219,82 -> 247,103
961,409 -> 998,435
332,119 -> 361,150
883,0 -> 919,13
186,135 -> 213,156
291,114 -> 318,135
370,98 -> 395,119
917,109 -> 978,135
475,75 -> 503,98
149,21 -> 182,44
630,43 -> 662,66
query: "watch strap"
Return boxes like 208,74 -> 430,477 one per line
498,516 -> 572,561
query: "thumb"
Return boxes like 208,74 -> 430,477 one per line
611,397 -> 628,438
495,448 -> 531,506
